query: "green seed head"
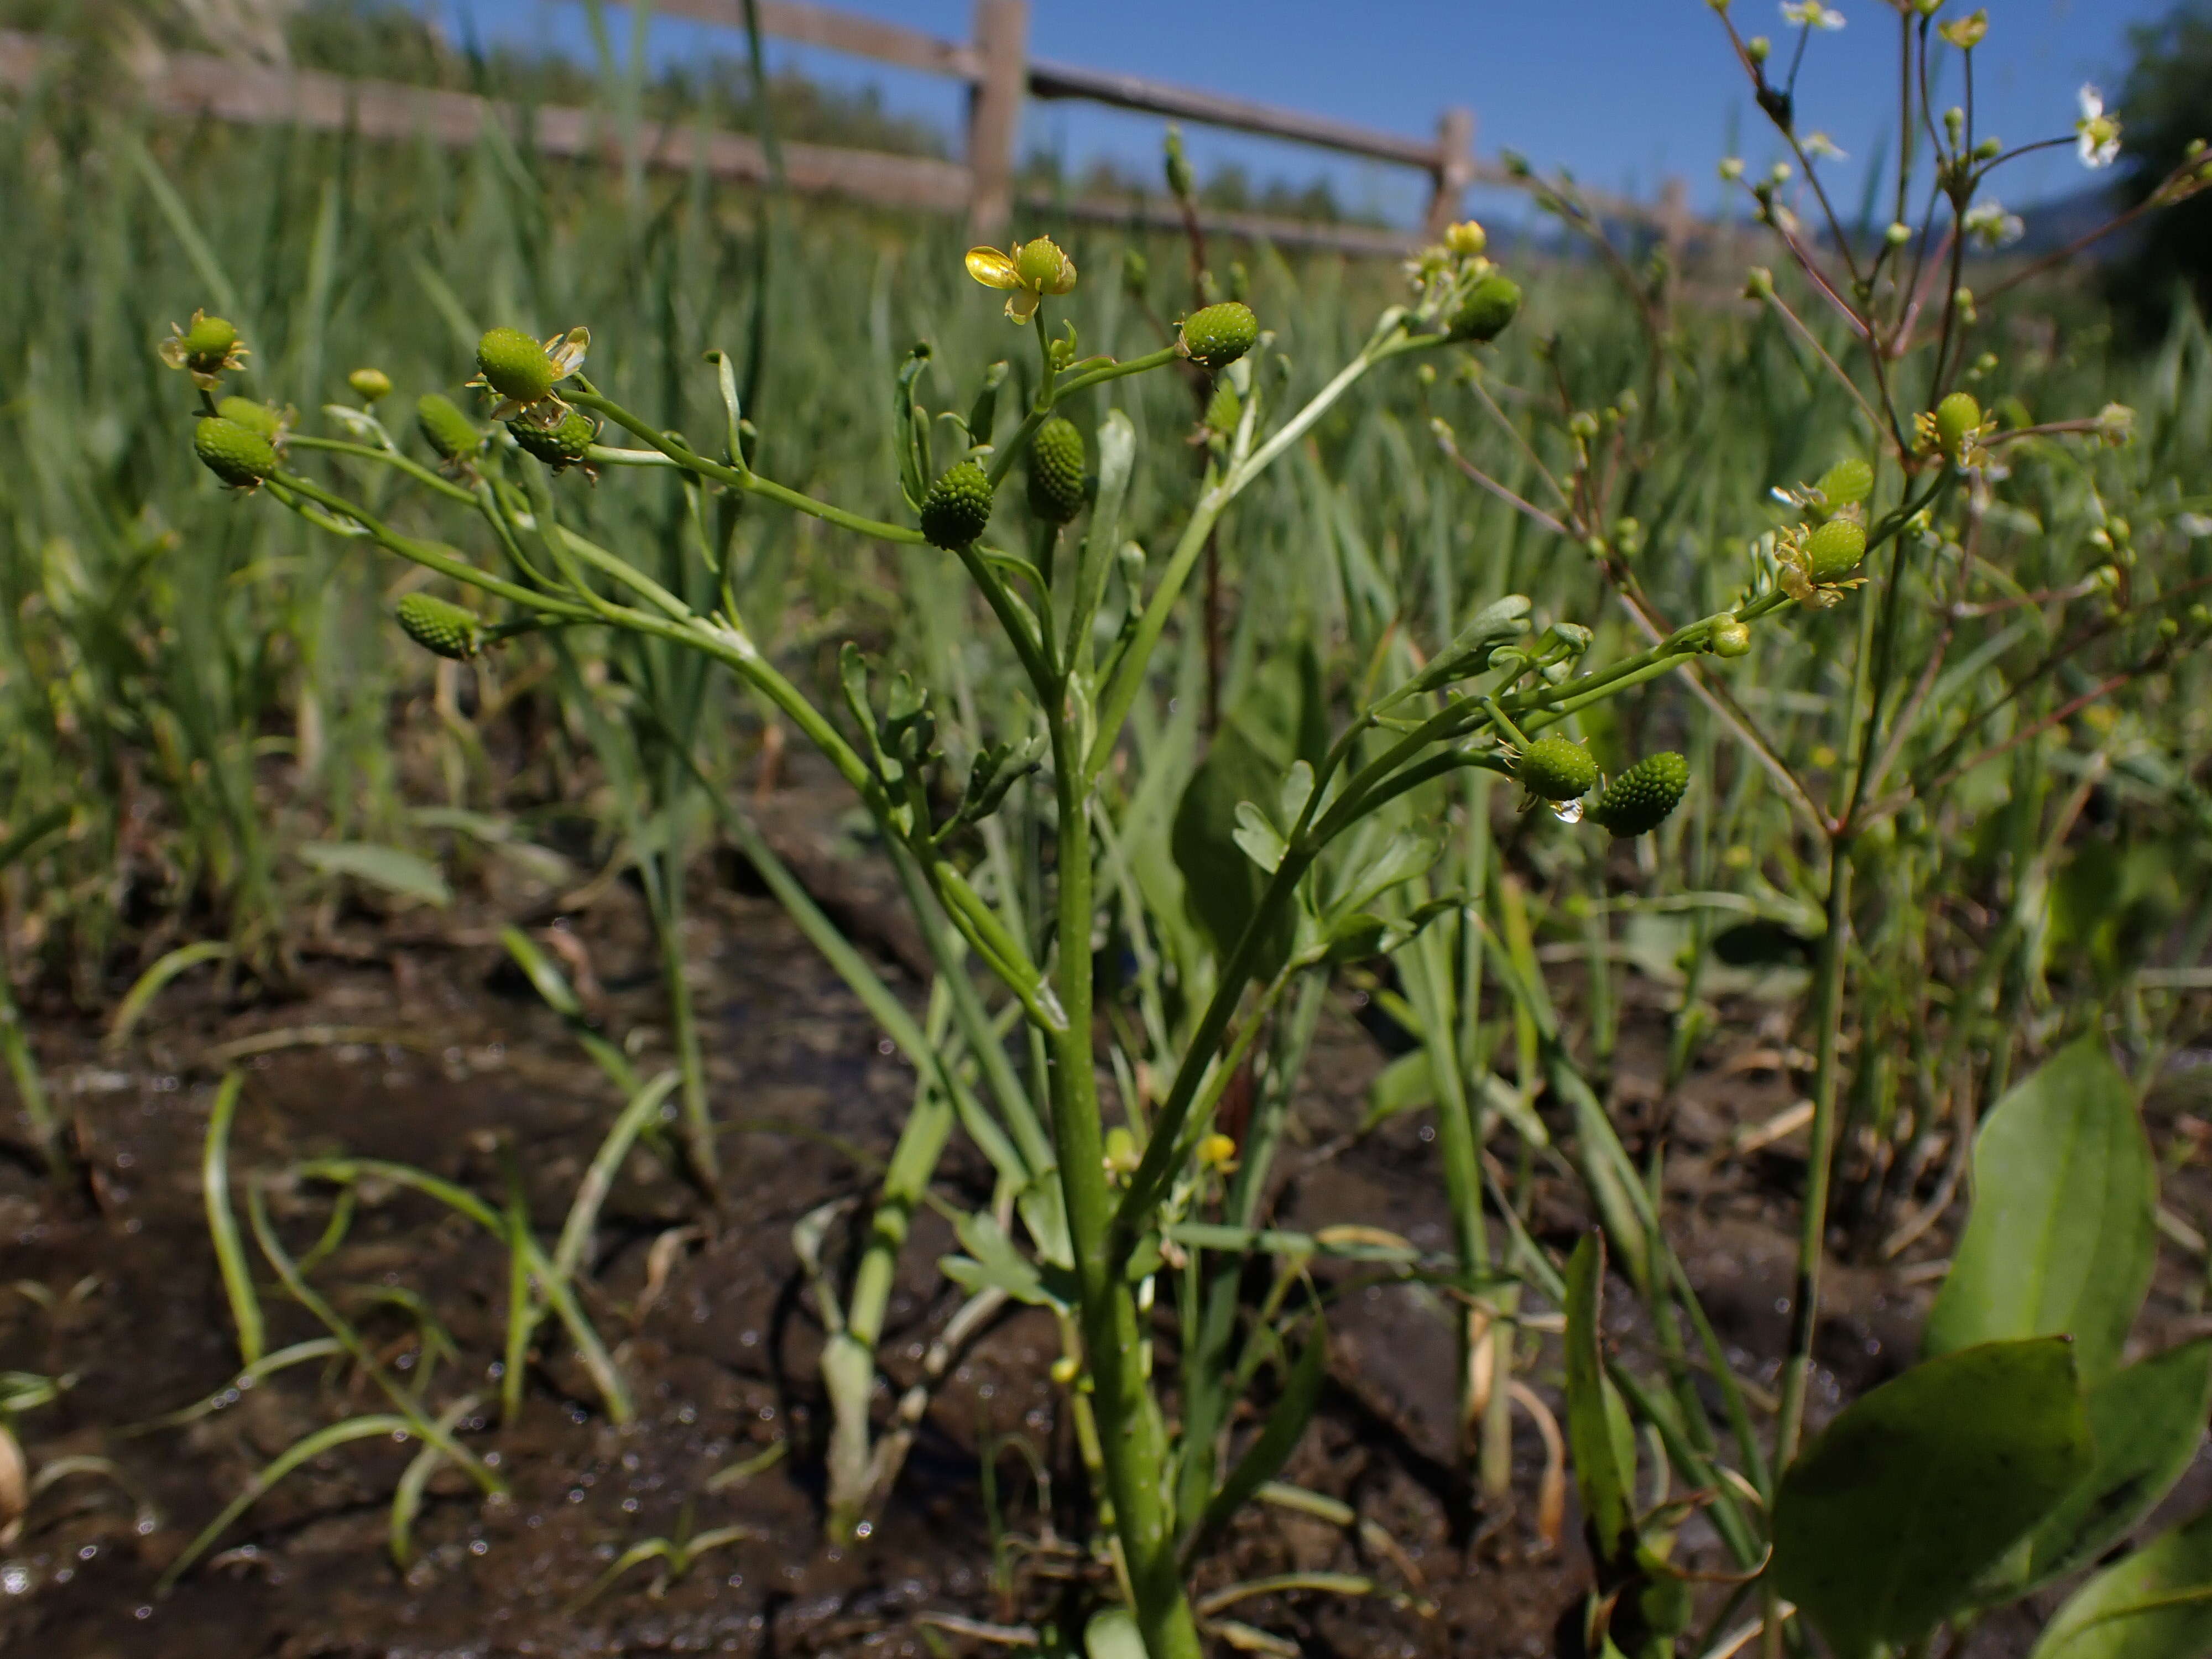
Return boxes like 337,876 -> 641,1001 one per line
183,314 -> 239,365
348,367 -> 393,403
1449,274 -> 1522,343
1179,301 -> 1259,371
1805,518 -> 1867,583
1709,619 -> 1753,658
1026,416 -> 1087,525
1934,391 -> 1981,460
920,460 -> 994,549
394,593 -> 483,661
476,327 -> 557,404
1592,752 -> 1691,837
192,415 -> 278,489
417,393 -> 482,464
1816,457 -> 1874,510
215,396 -> 283,441
1516,734 -> 1599,802
509,408 -> 597,469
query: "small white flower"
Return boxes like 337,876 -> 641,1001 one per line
1961,200 -> 2025,249
2175,512 -> 2212,539
1802,132 -> 1848,161
2075,85 -> 2122,169
1781,2 -> 1845,29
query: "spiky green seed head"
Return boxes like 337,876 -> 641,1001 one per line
920,460 -> 994,549
1027,416 -> 1087,524
417,394 -> 482,463
1817,457 -> 1874,509
1709,619 -> 1753,658
1516,734 -> 1599,802
1449,274 -> 1522,343
348,367 -> 393,403
1806,518 -> 1867,583
1179,301 -> 1259,371
1934,391 -> 1981,460
476,327 -> 556,404
394,593 -> 483,660
193,416 -> 278,489
509,408 -> 597,469
1592,752 -> 1691,837
182,314 -> 238,366
215,396 -> 282,441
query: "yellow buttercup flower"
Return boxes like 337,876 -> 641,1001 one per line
966,236 -> 1078,323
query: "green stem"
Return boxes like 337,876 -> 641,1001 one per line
1774,838 -> 1854,1472
1046,711 -> 1203,1659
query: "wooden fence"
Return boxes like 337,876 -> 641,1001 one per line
0,1 -> 1682,255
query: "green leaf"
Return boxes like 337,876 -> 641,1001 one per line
941,1212 -> 1070,1312
2031,1502 -> 2212,1659
297,842 -> 451,908
1231,801 -> 1286,873
1772,1338 -> 2094,1659
1924,1040 -> 2156,1383
1564,1234 -> 1636,1558
1183,1311 -> 1328,1563
2015,1339 -> 2212,1595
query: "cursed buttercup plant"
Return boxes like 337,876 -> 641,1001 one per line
161,219 -> 1772,1652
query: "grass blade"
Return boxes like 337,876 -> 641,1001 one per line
204,1073 -> 264,1368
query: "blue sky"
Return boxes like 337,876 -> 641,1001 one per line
413,1 -> 2180,224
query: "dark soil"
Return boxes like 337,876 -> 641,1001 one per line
6,802 -> 2211,1658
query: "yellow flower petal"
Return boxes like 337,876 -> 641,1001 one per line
966,247 -> 1020,290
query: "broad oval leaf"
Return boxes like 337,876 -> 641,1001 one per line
1772,1337 -> 2094,1659
1923,1039 -> 2155,1384
298,841 -> 451,908
2031,1501 -> 2212,1659
2014,1339 -> 2212,1597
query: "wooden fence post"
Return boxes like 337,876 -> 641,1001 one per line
966,0 -> 1028,242
1423,105 -> 1475,241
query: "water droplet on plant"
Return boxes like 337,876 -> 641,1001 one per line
1550,799 -> 1584,824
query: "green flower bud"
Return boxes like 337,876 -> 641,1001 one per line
1449,274 -> 1522,343
193,415 -> 279,489
184,314 -> 239,363
394,592 -> 483,661
1122,248 -> 1150,293
1179,301 -> 1259,371
1516,734 -> 1599,802
1806,517 -> 1867,582
508,408 -> 597,471
1816,457 -> 1874,509
215,396 -> 283,441
475,327 -> 557,405
1203,379 -> 1241,435
1709,619 -> 1753,657
1026,416 -> 1087,525
1747,35 -> 1771,63
1885,220 -> 1912,246
417,393 -> 482,464
1591,751 -> 1690,838
348,367 -> 393,403
1934,391 -> 1981,460
920,460 -> 994,549
1569,410 -> 1600,441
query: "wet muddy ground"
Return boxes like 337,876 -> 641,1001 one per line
6,812 -> 2211,1658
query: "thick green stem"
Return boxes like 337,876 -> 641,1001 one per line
1046,714 -> 1202,1659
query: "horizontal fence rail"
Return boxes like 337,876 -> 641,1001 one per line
0,0 -> 1692,257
